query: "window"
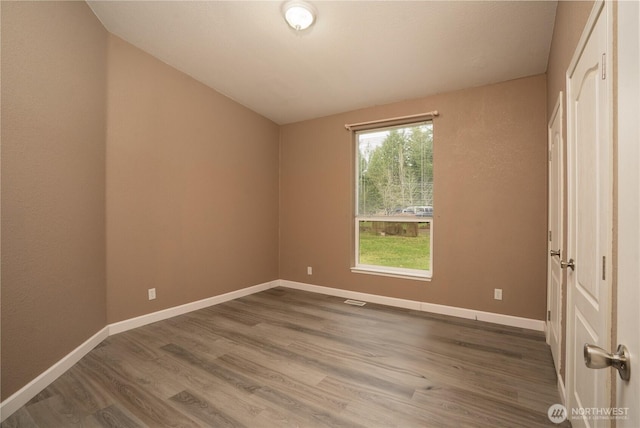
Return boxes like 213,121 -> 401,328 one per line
353,121 -> 433,279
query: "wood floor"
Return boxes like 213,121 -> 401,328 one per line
2,287 -> 569,427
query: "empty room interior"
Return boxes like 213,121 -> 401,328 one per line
2,0 -> 639,427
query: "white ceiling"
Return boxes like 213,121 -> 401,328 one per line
87,1 -> 558,125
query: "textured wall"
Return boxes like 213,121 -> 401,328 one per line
105,35 -> 280,323
1,1 -> 108,400
280,75 -> 548,320
547,1 -> 595,118
1,0 -> 583,406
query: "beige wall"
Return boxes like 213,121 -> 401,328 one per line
1,3 -> 280,400
547,1 -> 594,118
280,75 -> 548,320
1,0 -> 578,406
1,1 -> 108,400
105,35 -> 280,323
545,0 -> 594,381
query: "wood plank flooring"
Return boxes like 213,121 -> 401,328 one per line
2,287 -> 570,427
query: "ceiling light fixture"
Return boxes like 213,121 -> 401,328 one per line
283,1 -> 316,31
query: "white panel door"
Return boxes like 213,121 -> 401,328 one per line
616,0 -> 640,426
547,92 -> 563,374
566,2 -> 612,427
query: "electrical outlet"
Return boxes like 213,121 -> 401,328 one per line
494,288 -> 503,300
148,288 -> 156,300
307,266 -> 313,275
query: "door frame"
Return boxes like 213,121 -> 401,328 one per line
565,0 -> 614,423
615,0 -> 640,424
546,91 -> 563,377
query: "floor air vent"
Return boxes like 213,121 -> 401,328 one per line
344,299 -> 366,306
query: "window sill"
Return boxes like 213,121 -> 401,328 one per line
351,266 -> 432,282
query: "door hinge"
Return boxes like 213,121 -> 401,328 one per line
602,53 -> 606,80
548,310 -> 551,321
602,256 -> 606,280
549,231 -> 552,242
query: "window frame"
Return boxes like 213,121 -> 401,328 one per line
351,121 -> 434,280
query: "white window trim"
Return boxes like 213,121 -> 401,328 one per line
353,119 -> 434,281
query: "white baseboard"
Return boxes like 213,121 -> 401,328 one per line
0,280 -> 279,423
1,277 -> 544,422
109,280 -> 279,335
278,280 -> 423,310
0,326 -> 109,422
420,300 -> 545,331
279,279 -> 545,331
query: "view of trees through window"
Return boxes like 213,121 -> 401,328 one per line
355,121 -> 433,275
357,122 -> 433,216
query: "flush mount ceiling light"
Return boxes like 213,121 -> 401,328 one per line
283,1 -> 316,31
